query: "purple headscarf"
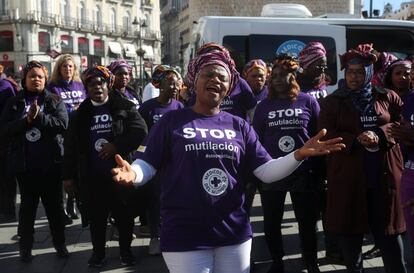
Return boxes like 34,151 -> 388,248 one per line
107,59 -> 133,75
186,51 -> 239,94
298,42 -> 327,69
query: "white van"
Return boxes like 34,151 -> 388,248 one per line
188,15 -> 414,91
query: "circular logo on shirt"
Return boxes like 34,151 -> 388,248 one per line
278,136 -> 295,153
26,127 -> 41,142
95,138 -> 108,152
202,168 -> 229,196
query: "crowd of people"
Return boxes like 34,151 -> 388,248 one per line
0,40 -> 412,273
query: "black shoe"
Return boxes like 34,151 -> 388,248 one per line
120,249 -> 136,266
55,244 -> 69,258
19,248 -> 33,263
88,252 -> 105,268
306,263 -> 321,273
63,213 -> 73,226
362,246 -> 381,260
267,261 -> 284,273
325,250 -> 344,264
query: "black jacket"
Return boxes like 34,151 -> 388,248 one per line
0,90 -> 68,175
62,93 -> 147,223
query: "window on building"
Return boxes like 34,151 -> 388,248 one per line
94,39 -> 104,57
123,11 -> 131,30
78,37 -> 89,55
60,34 -> 73,53
78,1 -> 87,24
38,31 -> 50,52
0,0 -> 8,16
110,8 -> 116,32
0,31 -> 13,51
145,14 -> 151,29
93,5 -> 102,26
60,0 -> 70,20
40,0 -> 48,17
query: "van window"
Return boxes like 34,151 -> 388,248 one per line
223,35 -> 248,73
346,28 -> 414,59
223,34 -> 338,85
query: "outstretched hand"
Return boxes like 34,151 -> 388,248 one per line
294,129 -> 345,161
111,154 -> 136,185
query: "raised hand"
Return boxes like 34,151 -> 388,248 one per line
111,154 -> 136,185
294,129 -> 345,161
27,99 -> 40,124
357,130 -> 379,148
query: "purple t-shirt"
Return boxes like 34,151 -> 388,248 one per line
24,94 -> 52,171
219,78 -> 257,121
253,86 -> 269,104
302,85 -> 328,101
139,98 -> 184,130
253,92 -> 319,173
89,103 -> 114,177
48,81 -> 86,113
123,88 -> 141,109
0,79 -> 16,110
136,108 -> 271,251
401,91 -> 414,164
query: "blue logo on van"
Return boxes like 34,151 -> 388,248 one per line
276,40 -> 306,57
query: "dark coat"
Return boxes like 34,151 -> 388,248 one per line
62,93 -> 147,225
318,86 -> 405,235
0,90 -> 68,175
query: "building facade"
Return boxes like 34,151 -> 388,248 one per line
161,0 -> 362,68
0,0 -> 161,81
383,1 -> 414,20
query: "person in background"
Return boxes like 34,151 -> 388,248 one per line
62,66 -> 147,268
372,52 -> 398,88
107,59 -> 141,109
142,65 -> 165,103
254,54 -> 321,273
319,44 -> 407,273
111,49 -> 345,273
0,72 -> 20,222
138,66 -> 184,255
0,60 -> 69,262
297,42 -> 330,100
48,54 -> 87,222
241,59 -> 269,215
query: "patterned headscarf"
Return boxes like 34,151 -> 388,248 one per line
243,59 -> 267,78
196,42 -> 229,56
81,66 -> 114,89
157,66 -> 182,87
186,50 -> 239,93
372,52 -> 398,87
22,60 -> 49,89
107,59 -> 133,75
339,43 -> 378,71
298,42 -> 327,69
272,54 -> 300,73
151,65 -> 169,88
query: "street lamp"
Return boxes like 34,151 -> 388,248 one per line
132,17 -> 147,89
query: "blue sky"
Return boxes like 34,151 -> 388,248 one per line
370,0 -> 410,14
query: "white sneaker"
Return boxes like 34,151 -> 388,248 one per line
148,238 -> 161,255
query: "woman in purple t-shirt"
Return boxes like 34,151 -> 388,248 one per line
107,59 -> 141,109
253,54 -> 321,273
111,51 -> 345,273
48,54 -> 87,222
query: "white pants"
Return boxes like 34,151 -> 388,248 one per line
162,239 -> 252,273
